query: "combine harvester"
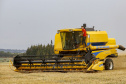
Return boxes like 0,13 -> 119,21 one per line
13,24 -> 125,72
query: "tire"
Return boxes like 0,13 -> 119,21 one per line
105,59 -> 114,70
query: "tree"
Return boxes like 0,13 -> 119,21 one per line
25,41 -> 54,57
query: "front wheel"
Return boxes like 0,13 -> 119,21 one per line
105,59 -> 114,70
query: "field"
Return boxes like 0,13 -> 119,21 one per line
0,54 -> 126,84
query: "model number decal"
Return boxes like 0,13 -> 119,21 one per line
96,46 -> 109,49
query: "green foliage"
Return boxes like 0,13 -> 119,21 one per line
0,51 -> 22,57
0,41 -> 54,57
26,41 -> 54,56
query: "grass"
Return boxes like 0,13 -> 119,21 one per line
0,55 -> 126,84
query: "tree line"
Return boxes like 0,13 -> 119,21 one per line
0,51 -> 23,57
0,41 -> 54,57
26,41 -> 54,56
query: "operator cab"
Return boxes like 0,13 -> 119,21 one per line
59,27 -> 95,50
60,31 -> 82,50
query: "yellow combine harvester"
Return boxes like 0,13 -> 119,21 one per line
13,24 -> 125,71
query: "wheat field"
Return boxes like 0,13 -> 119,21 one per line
0,55 -> 126,84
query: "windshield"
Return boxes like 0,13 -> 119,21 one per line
60,31 -> 82,50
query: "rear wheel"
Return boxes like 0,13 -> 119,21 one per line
105,59 -> 114,70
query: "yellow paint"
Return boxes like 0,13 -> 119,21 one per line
54,33 -> 62,54
92,61 -> 104,71
87,31 -> 108,43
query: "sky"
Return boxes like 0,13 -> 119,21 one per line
0,0 -> 126,50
